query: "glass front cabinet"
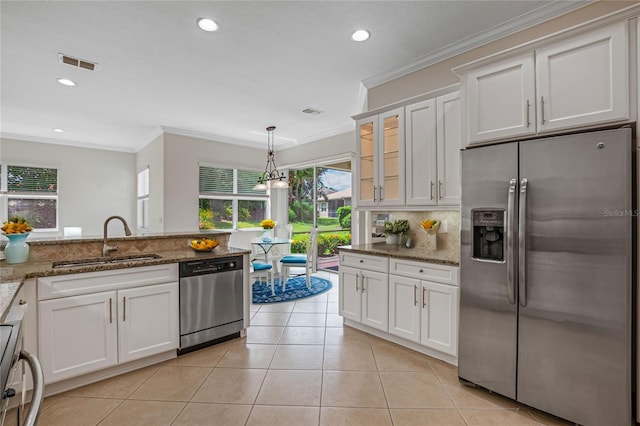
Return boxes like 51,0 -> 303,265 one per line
356,108 -> 405,207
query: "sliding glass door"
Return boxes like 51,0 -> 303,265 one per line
288,160 -> 351,273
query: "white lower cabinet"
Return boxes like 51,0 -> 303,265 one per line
38,264 -> 179,383
117,282 -> 179,364
389,275 -> 458,356
39,291 -> 118,382
340,250 -> 459,362
340,266 -> 388,332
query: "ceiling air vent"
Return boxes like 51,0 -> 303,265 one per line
58,53 -> 97,71
302,107 -> 323,115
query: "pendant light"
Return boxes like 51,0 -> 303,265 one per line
254,126 -> 289,190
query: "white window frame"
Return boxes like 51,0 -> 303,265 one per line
137,167 -> 150,230
0,162 -> 59,232
198,167 -> 269,231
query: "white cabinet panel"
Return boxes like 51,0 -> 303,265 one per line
339,252 -> 389,273
421,281 -> 458,356
389,275 -> 421,343
339,266 -> 361,322
118,282 -> 179,364
466,53 -> 536,144
536,21 -> 628,132
405,99 -> 437,206
361,270 -> 389,332
39,291 -> 118,383
436,91 -> 462,206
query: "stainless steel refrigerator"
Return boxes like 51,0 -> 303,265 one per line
459,128 -> 634,425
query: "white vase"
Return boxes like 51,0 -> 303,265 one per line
385,234 -> 400,245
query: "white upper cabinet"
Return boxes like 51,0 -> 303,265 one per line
405,99 -> 437,206
465,53 -> 536,144
461,20 -> 629,145
356,108 -> 405,207
405,91 -> 462,207
536,21 -> 628,133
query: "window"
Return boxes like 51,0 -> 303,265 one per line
137,168 -> 149,230
1,164 -> 59,231
198,166 -> 268,230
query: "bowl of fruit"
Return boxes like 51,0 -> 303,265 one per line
189,237 -> 219,252
420,219 -> 440,235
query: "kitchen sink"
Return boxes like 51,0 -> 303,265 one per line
52,254 -> 162,269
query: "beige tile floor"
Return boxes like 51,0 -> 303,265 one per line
8,271 -> 572,426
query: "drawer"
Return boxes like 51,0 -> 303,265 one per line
38,263 -> 179,300
389,258 -> 458,285
339,252 -> 388,273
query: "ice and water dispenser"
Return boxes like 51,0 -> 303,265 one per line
472,210 -> 505,261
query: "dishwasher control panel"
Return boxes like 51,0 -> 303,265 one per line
179,256 -> 243,277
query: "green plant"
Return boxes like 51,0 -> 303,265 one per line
198,208 -> 214,230
336,206 -> 351,228
384,219 -> 409,235
291,232 -> 352,256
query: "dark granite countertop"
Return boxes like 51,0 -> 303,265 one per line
339,243 -> 459,267
0,244 -> 250,322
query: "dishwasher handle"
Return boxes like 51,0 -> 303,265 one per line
19,350 -> 43,426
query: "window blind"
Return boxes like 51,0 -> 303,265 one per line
7,165 -> 58,193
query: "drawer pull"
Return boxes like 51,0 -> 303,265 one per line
419,269 -> 423,273
18,299 -> 26,305
359,259 -> 363,263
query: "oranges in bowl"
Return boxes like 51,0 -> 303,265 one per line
190,237 -> 219,251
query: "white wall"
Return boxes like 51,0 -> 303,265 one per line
136,133 -> 164,234
162,132 -> 266,233
279,131 -> 356,167
0,137 -> 136,237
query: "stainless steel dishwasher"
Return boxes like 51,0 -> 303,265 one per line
178,256 -> 244,354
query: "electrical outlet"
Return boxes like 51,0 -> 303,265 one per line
440,220 -> 448,233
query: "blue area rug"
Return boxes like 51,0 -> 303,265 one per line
252,276 -> 332,304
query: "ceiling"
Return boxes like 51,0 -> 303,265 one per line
0,1 -> 586,153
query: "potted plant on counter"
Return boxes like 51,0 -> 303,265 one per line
383,219 -> 409,245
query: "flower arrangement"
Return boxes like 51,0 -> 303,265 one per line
383,219 -> 410,235
260,219 -> 275,229
420,219 -> 440,234
1,216 -> 32,234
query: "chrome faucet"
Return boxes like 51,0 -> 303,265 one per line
102,216 -> 132,257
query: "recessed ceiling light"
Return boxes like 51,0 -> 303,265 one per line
53,128 -> 65,133
197,18 -> 219,32
351,30 -> 370,42
57,78 -> 76,86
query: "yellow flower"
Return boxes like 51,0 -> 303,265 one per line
260,219 -> 275,229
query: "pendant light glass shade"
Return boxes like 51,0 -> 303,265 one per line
254,126 -> 290,190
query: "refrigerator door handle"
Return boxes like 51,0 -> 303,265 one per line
507,178 -> 517,305
518,177 -> 528,307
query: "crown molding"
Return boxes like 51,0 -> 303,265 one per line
362,0 -> 593,89
0,132 -> 136,153
294,123 -> 355,146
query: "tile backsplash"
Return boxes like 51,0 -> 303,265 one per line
379,210 -> 460,262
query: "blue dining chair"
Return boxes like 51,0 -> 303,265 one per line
279,228 -> 317,292
250,238 -> 274,295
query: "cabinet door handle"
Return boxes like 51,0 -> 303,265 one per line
526,99 -> 531,128
540,96 -> 545,125
413,285 -> 417,306
422,287 -> 427,309
430,181 -> 434,200
355,274 -> 359,292
109,298 -> 113,324
438,181 -> 443,200
373,186 -> 377,202
361,275 -> 366,293
123,297 -> 126,322
379,186 -> 383,201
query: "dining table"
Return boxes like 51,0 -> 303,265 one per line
250,238 -> 293,263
